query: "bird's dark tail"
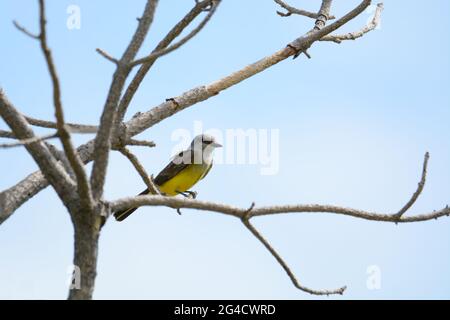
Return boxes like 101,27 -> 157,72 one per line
114,188 -> 150,222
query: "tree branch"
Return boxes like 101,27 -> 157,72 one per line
0,132 -> 57,148
0,171 -> 45,224
130,0 -> 220,67
0,89 -> 76,206
110,197 -> 450,225
24,116 -> 98,133
241,208 -> 346,296
95,48 -> 119,64
108,189 -> 449,295
37,0 -> 94,211
314,0 -> 333,31
12,20 -> 40,39
274,0 -> 335,19
126,0 -> 373,136
125,138 -> 156,148
0,129 -> 16,139
320,3 -> 383,43
114,0 -> 216,127
119,147 -> 160,195
90,0 -> 159,201
393,152 -> 430,220
1,0 -> 377,222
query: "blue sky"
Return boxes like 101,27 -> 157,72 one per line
1,0 -> 449,299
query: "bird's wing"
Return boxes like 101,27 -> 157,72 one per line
154,149 -> 193,186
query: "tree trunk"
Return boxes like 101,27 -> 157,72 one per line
68,219 -> 100,300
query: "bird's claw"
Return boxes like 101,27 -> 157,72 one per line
176,190 -> 198,199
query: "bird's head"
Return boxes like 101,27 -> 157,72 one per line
190,134 -> 222,152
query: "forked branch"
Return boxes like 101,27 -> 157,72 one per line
110,152 -> 446,295
320,3 -> 383,43
130,0 -> 220,67
393,152 -> 430,220
274,0 -> 335,19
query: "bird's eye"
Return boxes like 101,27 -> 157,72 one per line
203,140 -> 212,145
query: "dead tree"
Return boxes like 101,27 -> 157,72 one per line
1,0 -> 448,299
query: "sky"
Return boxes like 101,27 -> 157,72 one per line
0,0 -> 449,299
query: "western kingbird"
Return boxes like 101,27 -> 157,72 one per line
114,134 -> 222,221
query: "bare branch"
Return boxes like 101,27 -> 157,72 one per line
0,129 -> 15,139
291,0 -> 334,59
110,196 -> 450,225
320,3 -> 383,43
0,171 -> 46,224
90,0 -> 159,201
314,0 -> 333,31
130,0 -> 220,67
12,20 -> 40,39
25,116 -> 98,133
287,0 -> 372,56
3,1 -> 448,299
119,147 -> 160,195
126,0 -> 373,136
115,0 -> 216,127
95,48 -> 119,64
1,0 -> 375,221
37,0 -> 94,211
0,133 -> 57,148
0,128 -> 96,148
393,152 -> 430,220
274,0 -> 335,20
241,210 -> 346,296
108,193 -> 450,295
126,138 -> 156,148
0,89 -> 76,205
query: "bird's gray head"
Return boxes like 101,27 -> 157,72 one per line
190,134 -> 222,151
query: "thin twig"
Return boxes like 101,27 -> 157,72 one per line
393,152 -> 430,220
95,48 -> 119,64
0,129 -> 15,139
126,138 -> 156,148
274,0 -> 335,20
0,133 -> 57,148
320,3 -> 383,43
115,0 -> 216,126
24,116 -> 98,133
12,20 -> 40,39
130,0 -> 220,67
119,147 -> 160,195
242,213 -> 346,296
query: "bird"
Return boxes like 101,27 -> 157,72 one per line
114,134 -> 222,221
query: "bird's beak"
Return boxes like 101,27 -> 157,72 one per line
212,142 -> 222,148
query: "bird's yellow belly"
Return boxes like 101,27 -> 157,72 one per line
158,164 -> 207,196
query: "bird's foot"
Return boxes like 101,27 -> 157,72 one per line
176,190 -> 198,199
185,190 -> 198,199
